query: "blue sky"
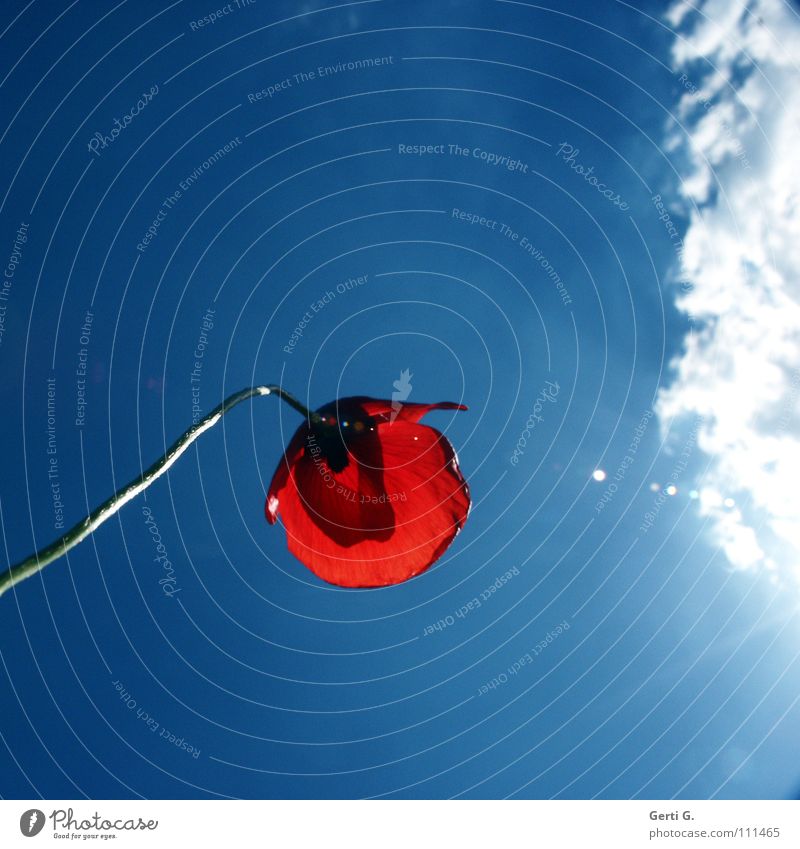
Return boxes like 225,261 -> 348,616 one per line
1,0 -> 799,799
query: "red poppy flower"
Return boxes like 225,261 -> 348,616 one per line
266,396 -> 470,587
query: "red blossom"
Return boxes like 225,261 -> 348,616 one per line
266,397 -> 470,587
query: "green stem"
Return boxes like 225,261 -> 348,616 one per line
0,384 -> 317,600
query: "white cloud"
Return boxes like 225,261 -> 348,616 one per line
658,0 -> 800,582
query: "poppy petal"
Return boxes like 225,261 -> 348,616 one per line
266,400 -> 469,587
348,397 -> 468,424
265,426 -> 307,525
290,429 -> 395,547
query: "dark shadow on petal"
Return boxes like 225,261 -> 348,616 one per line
299,405 -> 396,547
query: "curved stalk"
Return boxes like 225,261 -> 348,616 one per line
0,384 -> 318,600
